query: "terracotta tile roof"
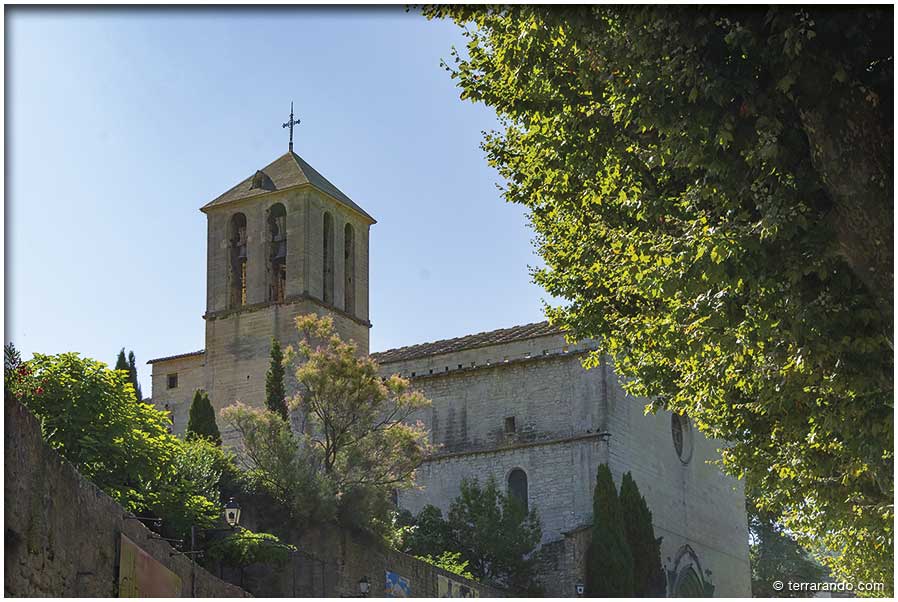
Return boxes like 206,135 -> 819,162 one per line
371,321 -> 562,364
200,151 -> 376,223
146,350 -> 205,365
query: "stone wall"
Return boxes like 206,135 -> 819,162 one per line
4,396 -> 250,598
216,505 -> 504,598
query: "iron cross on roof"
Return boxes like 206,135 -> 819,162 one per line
282,102 -> 301,153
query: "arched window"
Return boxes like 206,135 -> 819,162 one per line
344,222 -> 355,314
508,468 -> 528,512
267,203 -> 287,303
229,213 -> 247,308
323,212 -> 334,304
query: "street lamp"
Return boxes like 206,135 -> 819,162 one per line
224,497 -> 241,528
358,576 -> 370,597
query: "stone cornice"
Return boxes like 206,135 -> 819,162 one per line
421,430 -> 611,463
204,292 -> 372,328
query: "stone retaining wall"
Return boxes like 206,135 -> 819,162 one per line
4,396 -> 250,598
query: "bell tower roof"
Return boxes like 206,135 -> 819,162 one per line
201,151 -> 375,224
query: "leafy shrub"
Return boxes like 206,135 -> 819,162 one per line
205,529 -> 296,568
416,551 -> 474,581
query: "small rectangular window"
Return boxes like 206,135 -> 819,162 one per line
505,416 -> 516,435
167,373 -> 179,389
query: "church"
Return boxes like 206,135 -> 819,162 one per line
147,133 -> 752,597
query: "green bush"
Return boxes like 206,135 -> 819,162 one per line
205,529 -> 296,568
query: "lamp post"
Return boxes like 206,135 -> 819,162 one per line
358,576 -> 370,597
224,498 -> 241,528
177,498 -> 244,597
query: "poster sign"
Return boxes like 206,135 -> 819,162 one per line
438,574 -> 479,598
385,570 -> 411,597
118,533 -> 182,597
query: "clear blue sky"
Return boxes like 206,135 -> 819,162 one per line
6,7 -> 551,396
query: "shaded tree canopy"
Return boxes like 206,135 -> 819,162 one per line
749,503 -> 830,597
423,5 -> 892,590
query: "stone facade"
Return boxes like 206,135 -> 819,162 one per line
148,149 -> 752,597
374,331 -> 752,597
4,396 -> 250,598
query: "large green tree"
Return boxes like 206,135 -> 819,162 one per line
586,464 -> 633,596
265,337 -> 288,420
186,389 -> 222,446
445,478 -> 542,593
619,472 -> 665,596
424,6 -> 893,590
222,313 -> 431,533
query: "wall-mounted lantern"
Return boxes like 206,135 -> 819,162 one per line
576,582 -> 585,596
358,576 -> 370,597
224,498 -> 241,528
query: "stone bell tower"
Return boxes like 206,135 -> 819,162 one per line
200,148 -> 375,417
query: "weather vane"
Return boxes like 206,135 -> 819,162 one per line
282,102 -> 301,153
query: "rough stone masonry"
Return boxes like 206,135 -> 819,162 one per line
148,148 -> 752,597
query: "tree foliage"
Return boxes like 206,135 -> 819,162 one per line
265,338 -> 288,421
586,464 -> 634,596
222,313 -> 431,534
448,478 -> 542,592
222,402 -> 335,525
187,389 -> 222,446
288,314 -> 431,505
423,6 -> 893,590
749,504 -> 830,597
397,505 -> 452,559
416,551 -> 474,581
619,472 -> 665,596
405,478 -> 542,593
6,351 -> 222,540
204,529 -> 296,568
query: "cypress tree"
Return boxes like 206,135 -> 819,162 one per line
186,389 -> 221,446
114,348 -> 128,371
114,348 -> 142,402
265,338 -> 288,420
127,351 -> 143,401
620,472 -> 666,596
586,463 -> 634,596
